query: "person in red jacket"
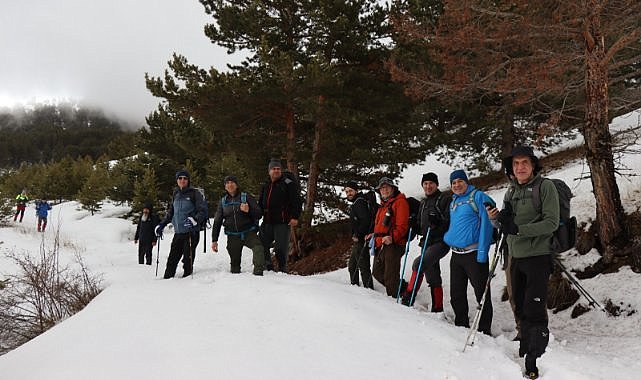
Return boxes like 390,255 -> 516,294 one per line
369,177 -> 410,296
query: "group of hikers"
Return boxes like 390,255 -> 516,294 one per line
133,147 -> 558,379
12,189 -> 53,232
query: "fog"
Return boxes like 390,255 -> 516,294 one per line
0,0 -> 236,127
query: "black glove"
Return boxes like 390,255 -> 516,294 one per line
427,211 -> 442,229
496,208 -> 519,235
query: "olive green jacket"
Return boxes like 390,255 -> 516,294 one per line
503,174 -> 560,258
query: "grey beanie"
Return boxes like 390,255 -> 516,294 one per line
268,158 -> 282,170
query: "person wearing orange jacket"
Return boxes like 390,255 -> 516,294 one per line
369,177 -> 410,297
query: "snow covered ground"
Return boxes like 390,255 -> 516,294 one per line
1,117 -> 641,379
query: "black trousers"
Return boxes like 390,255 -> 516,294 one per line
511,254 -> 553,358
450,251 -> 492,335
138,241 -> 153,265
164,232 -> 200,278
348,239 -> 373,288
411,241 -> 450,287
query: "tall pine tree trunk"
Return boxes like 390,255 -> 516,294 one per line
284,102 -> 302,258
582,7 -> 628,263
304,96 -> 325,228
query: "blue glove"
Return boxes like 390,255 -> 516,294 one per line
155,224 -> 165,238
184,217 -> 198,231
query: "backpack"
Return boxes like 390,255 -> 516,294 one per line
192,187 -> 209,231
506,177 -> 576,253
362,190 -> 379,232
221,192 -> 248,207
406,196 -> 422,241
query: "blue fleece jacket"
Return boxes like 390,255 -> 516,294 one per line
443,185 -> 495,263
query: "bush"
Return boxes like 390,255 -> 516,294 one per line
0,228 -> 103,355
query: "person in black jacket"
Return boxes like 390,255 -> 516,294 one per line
134,202 -> 159,265
258,159 -> 302,273
211,176 -> 265,275
155,170 -> 208,278
344,181 -> 374,288
399,172 -> 452,311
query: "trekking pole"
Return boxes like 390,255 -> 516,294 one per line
463,232 -> 503,352
188,233 -> 194,278
155,236 -> 162,277
554,257 -> 608,314
409,227 -> 431,306
396,225 -> 413,303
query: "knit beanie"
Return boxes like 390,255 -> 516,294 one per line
175,170 -> 190,180
224,175 -> 238,185
268,158 -> 282,170
344,181 -> 359,191
449,169 -> 469,184
421,172 -> 439,185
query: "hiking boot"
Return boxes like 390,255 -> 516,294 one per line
401,294 -> 414,307
525,355 -> 538,379
182,270 -> 192,277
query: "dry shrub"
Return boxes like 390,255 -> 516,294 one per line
0,228 -> 103,355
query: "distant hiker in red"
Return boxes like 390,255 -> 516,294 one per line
399,172 -> 451,311
35,199 -> 52,232
14,190 -> 29,222
369,177 -> 410,297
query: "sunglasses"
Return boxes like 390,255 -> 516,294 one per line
177,176 -> 189,180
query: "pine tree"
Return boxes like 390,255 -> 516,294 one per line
77,160 -> 109,215
132,167 -> 160,213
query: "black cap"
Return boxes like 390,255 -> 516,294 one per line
344,181 -> 359,191
421,172 -> 439,186
175,170 -> 190,180
502,145 -> 541,177
224,175 -> 238,185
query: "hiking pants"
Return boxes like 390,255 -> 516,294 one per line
37,216 -> 48,232
138,240 -> 153,265
226,230 -> 265,274
372,244 -> 404,296
260,223 -> 290,272
450,251 -> 493,335
511,254 -> 553,358
411,241 -> 450,287
348,239 -> 373,288
14,205 -> 25,222
164,232 -> 200,278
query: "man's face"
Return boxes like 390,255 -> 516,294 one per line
225,181 -> 238,195
512,155 -> 535,184
176,176 -> 189,189
142,208 -> 150,214
451,178 -> 468,195
269,167 -> 282,182
379,184 -> 394,199
344,187 -> 357,201
422,181 -> 438,196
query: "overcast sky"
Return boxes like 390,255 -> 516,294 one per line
0,1 -> 237,127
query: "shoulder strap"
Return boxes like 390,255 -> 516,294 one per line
531,176 -> 545,214
468,188 -> 480,214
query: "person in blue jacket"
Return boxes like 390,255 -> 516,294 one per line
443,169 -> 496,335
35,198 -> 52,232
155,170 -> 208,278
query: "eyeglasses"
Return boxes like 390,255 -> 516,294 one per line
177,176 -> 189,180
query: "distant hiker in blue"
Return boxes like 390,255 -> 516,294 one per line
211,176 -> 265,275
444,169 -> 496,336
155,170 -> 208,278
134,202 -> 159,265
35,198 -> 52,232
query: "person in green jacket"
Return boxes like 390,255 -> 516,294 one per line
14,190 -> 29,222
487,146 -> 559,380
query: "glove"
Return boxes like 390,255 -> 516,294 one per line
427,211 -> 442,229
184,217 -> 198,230
155,224 -> 165,238
496,209 -> 519,235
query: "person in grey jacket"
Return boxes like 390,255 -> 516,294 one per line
155,170 -> 208,278
211,176 -> 265,275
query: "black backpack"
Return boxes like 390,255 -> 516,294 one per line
506,177 -> 576,253
192,187 -> 209,231
406,196 -> 422,241
363,190 -> 379,232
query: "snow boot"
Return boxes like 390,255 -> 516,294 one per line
401,271 -> 423,306
524,355 -> 538,379
430,286 -> 443,312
